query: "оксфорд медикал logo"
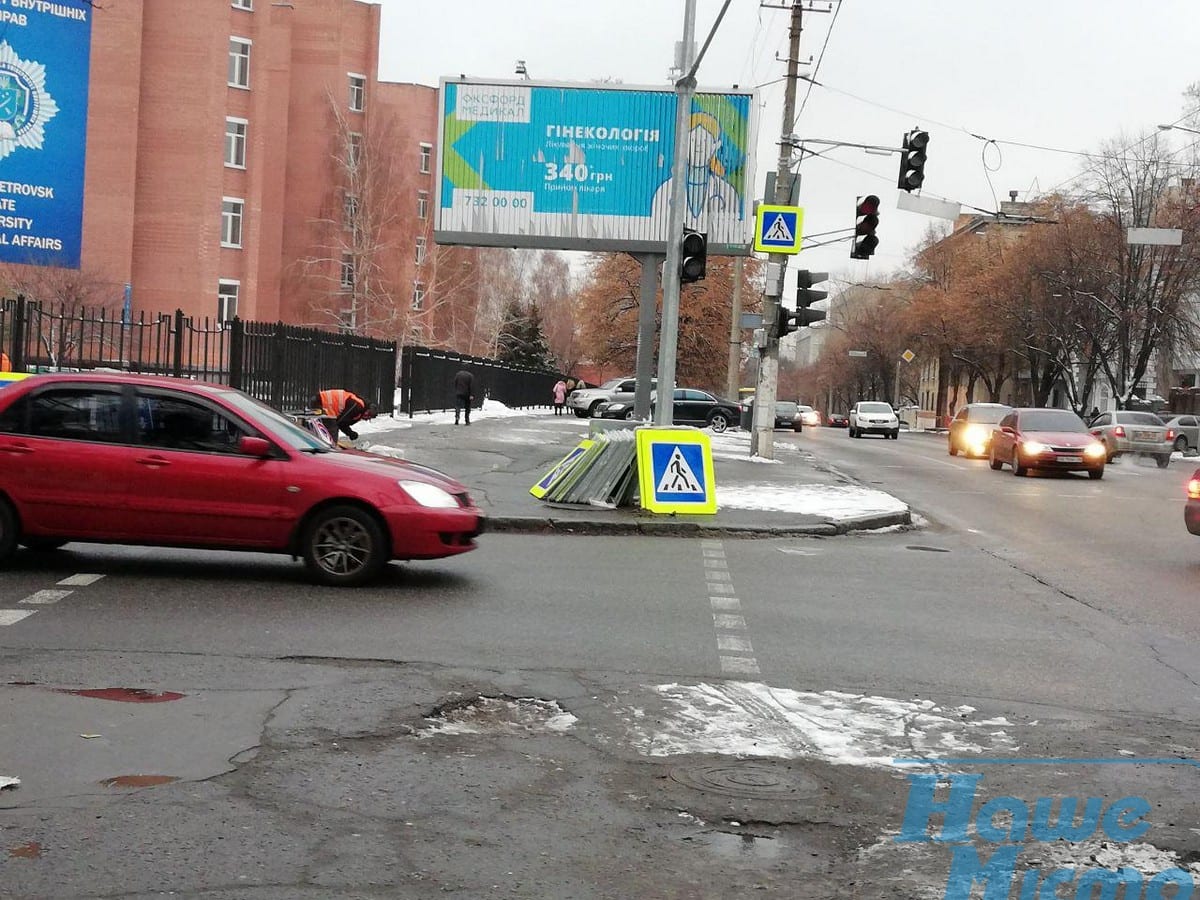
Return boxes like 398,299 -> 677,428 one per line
0,41 -> 58,160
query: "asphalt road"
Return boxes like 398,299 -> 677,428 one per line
2,421 -> 1198,898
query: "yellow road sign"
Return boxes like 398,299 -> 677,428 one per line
754,205 -> 803,254
636,427 -> 717,515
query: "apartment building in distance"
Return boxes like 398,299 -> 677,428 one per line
14,0 -> 452,338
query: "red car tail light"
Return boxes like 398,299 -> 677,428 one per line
1188,478 -> 1200,500
1112,425 -> 1126,438
1166,428 -> 1176,441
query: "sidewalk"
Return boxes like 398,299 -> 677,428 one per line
354,403 -> 912,537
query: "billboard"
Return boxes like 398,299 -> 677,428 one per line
435,79 -> 756,255
0,0 -> 92,268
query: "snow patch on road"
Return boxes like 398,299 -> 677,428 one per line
716,483 -> 908,518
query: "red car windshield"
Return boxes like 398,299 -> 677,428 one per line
1018,410 -> 1085,432
219,390 -> 333,452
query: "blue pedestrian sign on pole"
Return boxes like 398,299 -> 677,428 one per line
754,204 -> 803,254
635,428 -> 717,514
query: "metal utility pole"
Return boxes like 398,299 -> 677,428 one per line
749,0 -> 804,459
654,0 -> 697,425
725,257 -> 744,400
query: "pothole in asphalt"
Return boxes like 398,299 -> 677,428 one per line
416,694 -> 577,738
905,545 -> 950,553
669,761 -> 821,800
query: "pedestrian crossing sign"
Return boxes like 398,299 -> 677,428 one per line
754,204 -> 803,254
530,439 -> 594,499
635,428 -> 717,515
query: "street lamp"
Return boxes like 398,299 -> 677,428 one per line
1157,123 -> 1200,136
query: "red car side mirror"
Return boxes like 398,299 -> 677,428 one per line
238,436 -> 273,457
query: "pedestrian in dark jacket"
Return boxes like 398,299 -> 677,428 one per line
454,369 -> 474,425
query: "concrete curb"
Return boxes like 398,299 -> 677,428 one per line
483,509 -> 911,538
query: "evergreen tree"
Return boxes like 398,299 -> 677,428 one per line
496,299 -> 555,370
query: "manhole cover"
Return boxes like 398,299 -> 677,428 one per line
906,545 -> 950,553
669,762 -> 820,800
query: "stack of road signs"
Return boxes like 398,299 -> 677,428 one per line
635,427 -> 717,514
531,425 -> 719,514
530,431 -> 638,507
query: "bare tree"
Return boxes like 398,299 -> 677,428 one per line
0,264 -> 121,368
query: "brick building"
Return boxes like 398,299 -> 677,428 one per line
69,0 -> 444,335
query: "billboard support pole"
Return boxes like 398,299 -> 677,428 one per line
634,254 -> 661,421
654,0 -> 697,426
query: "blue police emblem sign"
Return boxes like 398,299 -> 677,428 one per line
0,2 -> 93,267
636,428 -> 717,514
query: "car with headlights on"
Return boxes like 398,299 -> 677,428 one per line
596,388 -> 740,433
988,407 -> 1106,478
1185,468 -> 1200,535
826,411 -> 848,428
849,401 -> 899,439
796,405 -> 821,427
1087,410 -> 1172,467
948,402 -> 1012,457
0,373 -> 483,585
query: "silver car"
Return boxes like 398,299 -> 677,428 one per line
849,401 -> 899,439
1087,410 -> 1172,467
566,377 -> 656,418
1157,414 -> 1199,453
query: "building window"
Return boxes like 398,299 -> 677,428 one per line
412,282 -> 425,310
228,38 -> 251,89
419,142 -> 432,174
221,197 -> 244,248
340,252 -> 355,290
348,132 -> 362,168
231,0 -> 252,9
217,280 -> 240,323
224,117 -> 247,168
417,190 -> 429,220
348,74 -> 366,112
343,194 -> 359,229
415,236 -> 426,265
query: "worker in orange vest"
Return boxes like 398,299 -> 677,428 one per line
0,352 -> 10,372
311,389 -> 376,440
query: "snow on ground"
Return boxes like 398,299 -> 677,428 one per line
620,682 -> 1017,768
717,483 -> 909,517
354,398 -> 544,436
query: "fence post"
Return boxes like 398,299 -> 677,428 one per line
271,321 -> 285,409
228,317 -> 244,389
11,294 -> 26,371
172,309 -> 185,378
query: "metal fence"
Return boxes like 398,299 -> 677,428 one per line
399,345 -> 564,416
0,295 -> 397,413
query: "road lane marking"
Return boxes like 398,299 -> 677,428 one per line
0,610 -> 35,626
704,540 -> 762,676
20,589 -> 72,605
719,656 -> 761,675
713,613 -> 747,630
717,635 -> 754,652
57,574 -> 104,587
710,596 -> 741,610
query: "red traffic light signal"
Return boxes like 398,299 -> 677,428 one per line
851,195 -> 880,260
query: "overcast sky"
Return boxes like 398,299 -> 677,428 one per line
375,0 -> 1199,292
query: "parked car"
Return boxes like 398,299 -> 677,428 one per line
1087,410 -> 1172,467
826,412 -> 849,428
595,388 -> 740,433
0,373 -> 483,585
1185,468 -> 1200,535
947,402 -> 1012,457
849,401 -> 899,439
988,407 -> 1107,479
1152,413 -> 1197,454
797,405 -> 822,427
566,376 -> 656,418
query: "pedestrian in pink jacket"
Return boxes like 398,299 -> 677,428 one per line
553,379 -> 568,416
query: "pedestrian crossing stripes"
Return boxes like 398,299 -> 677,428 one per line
58,573 -> 104,587
20,589 -> 73,605
1,573 -> 106,626
0,610 -> 35,627
702,540 -> 761,676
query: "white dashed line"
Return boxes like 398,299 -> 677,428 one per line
719,656 -> 760,675
20,589 -> 73,605
712,613 -> 747,630
0,610 -> 35,627
58,574 -> 104,587
710,596 -> 741,610
717,634 -> 754,652
703,540 -> 763,676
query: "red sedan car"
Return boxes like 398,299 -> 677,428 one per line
0,373 -> 483,585
1186,469 -> 1200,535
988,407 -> 1107,479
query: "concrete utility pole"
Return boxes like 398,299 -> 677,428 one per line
749,0 -> 804,459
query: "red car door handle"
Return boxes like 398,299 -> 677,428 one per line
135,455 -> 170,467
0,442 -> 32,454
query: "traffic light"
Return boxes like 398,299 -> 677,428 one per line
680,229 -> 707,283
851,195 -> 880,260
897,129 -> 929,192
778,305 -> 798,338
795,270 -> 828,326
